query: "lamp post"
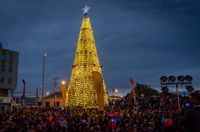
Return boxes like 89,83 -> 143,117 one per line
42,53 -> 47,107
112,87 -> 118,103
160,75 -> 194,113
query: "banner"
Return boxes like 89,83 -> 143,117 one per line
22,79 -> 25,107
92,71 -> 104,111
61,84 -> 68,105
129,79 -> 136,104
22,79 -> 25,117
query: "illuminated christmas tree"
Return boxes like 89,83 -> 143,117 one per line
65,5 -> 108,108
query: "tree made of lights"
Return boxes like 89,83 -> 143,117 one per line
65,6 -> 108,108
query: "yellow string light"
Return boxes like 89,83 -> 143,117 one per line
65,17 -> 108,108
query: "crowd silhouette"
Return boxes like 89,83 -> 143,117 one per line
0,92 -> 200,132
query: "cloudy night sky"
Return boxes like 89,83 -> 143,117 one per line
0,0 -> 199,97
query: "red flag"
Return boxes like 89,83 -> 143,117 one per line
129,79 -> 136,104
129,79 -> 135,96
22,79 -> 25,107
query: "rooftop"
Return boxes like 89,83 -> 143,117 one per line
44,91 -> 62,98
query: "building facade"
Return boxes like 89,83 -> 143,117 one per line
38,92 -> 65,107
0,97 -> 12,112
0,42 -> 19,97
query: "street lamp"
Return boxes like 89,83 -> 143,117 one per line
42,53 -> 47,107
62,81 -> 66,85
112,87 -> 118,103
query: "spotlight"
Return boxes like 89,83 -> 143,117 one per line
168,76 -> 176,82
177,75 -> 185,82
185,75 -> 193,82
160,76 -> 167,82
162,87 -> 169,93
186,86 -> 194,92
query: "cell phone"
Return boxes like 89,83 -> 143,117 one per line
185,103 -> 190,107
111,119 -> 115,122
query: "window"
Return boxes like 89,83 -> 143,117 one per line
45,102 -> 49,107
1,66 -> 5,71
8,78 -> 11,84
0,77 -> 4,83
9,67 -> 12,72
38,102 -> 42,106
4,90 -> 7,95
9,56 -> 13,62
54,102 -> 59,107
2,55 -> 5,60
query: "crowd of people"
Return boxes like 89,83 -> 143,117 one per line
0,92 -> 199,132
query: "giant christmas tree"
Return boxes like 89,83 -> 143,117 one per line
65,6 -> 108,108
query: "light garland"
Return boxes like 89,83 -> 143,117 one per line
65,17 -> 108,108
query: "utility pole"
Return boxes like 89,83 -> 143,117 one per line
53,77 -> 59,107
36,88 -> 38,106
123,91 -> 124,98
176,84 -> 181,112
111,87 -> 118,104
19,87 -> 20,105
112,89 -> 114,103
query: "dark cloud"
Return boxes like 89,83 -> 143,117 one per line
0,0 -> 199,96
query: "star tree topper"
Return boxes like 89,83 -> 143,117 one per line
82,5 -> 90,17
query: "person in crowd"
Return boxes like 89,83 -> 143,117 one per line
179,92 -> 200,132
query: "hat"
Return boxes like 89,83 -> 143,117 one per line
59,117 -> 65,121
